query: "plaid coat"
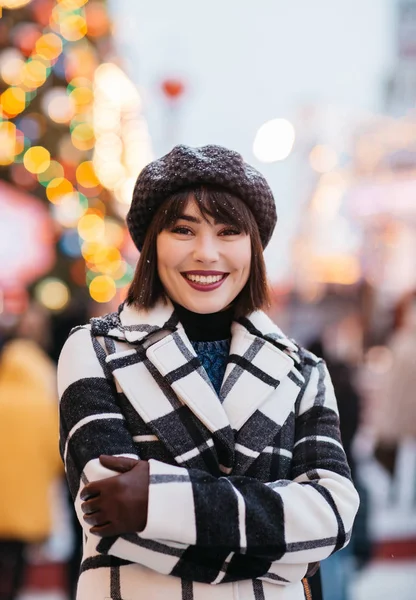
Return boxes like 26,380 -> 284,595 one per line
58,299 -> 359,600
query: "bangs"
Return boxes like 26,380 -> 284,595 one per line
154,187 -> 254,234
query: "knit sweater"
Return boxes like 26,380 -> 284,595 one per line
190,339 -> 230,396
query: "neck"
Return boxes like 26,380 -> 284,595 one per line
172,302 -> 234,341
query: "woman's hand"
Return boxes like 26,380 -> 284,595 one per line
80,455 -> 150,537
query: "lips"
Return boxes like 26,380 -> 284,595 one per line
181,271 -> 228,292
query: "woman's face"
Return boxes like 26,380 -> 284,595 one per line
156,198 -> 251,314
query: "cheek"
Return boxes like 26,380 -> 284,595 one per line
233,240 -> 251,275
156,234 -> 176,273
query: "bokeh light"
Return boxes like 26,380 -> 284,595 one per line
1,86 -> 26,117
94,162 -> 125,190
253,118 -> 296,163
59,229 -> 82,257
89,275 -> 116,303
309,144 -> 339,173
35,33 -> 63,61
69,85 -> 94,111
115,262 -> 133,288
57,0 -> 88,9
81,240 -> 105,262
23,146 -> 50,174
37,160 -> 65,186
1,0 -> 32,7
85,1 -> 111,38
76,160 -> 100,188
78,213 -> 105,241
103,218 -> 125,248
51,191 -> 87,226
35,277 -> 70,311
114,176 -> 136,205
0,121 -> 17,166
71,123 -> 95,150
94,62 -> 142,111
94,246 -> 122,275
20,58 -> 48,91
31,0 -> 55,27
11,23 -> 42,57
112,260 -> 128,282
59,14 -> 88,42
41,87 -> 75,124
0,48 -> 24,86
65,46 -> 98,81
46,177 -> 74,203
17,113 -> 45,141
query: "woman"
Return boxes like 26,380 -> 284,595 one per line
58,144 -> 359,600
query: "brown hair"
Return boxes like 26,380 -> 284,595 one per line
126,186 -> 271,318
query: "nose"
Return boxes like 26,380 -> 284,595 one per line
192,233 -> 219,263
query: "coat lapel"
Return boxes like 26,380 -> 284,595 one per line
221,312 -> 305,475
146,327 -> 231,434
146,326 -> 235,472
103,300 -> 234,473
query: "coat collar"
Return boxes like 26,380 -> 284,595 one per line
92,298 -> 300,358
92,299 -> 304,475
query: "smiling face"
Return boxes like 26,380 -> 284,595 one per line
156,197 -> 251,314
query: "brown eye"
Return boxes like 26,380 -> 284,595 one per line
219,228 -> 240,236
171,226 -> 193,235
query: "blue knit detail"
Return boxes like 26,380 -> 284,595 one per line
190,339 -> 230,397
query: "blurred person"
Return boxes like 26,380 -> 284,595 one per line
0,314 -> 62,600
351,292 -> 416,599
309,324 -> 372,600
373,291 -> 416,474
58,144 -> 359,600
50,295 -> 90,600
16,300 -> 53,355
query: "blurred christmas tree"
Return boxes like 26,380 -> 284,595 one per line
0,0 -> 151,313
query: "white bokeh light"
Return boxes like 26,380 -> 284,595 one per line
253,118 -> 295,163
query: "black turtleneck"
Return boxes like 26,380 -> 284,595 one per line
172,302 -> 234,342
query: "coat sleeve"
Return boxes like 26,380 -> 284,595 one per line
58,326 -> 307,585
137,359 -> 360,567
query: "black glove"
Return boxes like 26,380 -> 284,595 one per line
80,455 -> 149,537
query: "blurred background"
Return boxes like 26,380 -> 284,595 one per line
0,1 -> 416,599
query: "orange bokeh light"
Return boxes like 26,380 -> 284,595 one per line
36,33 -> 63,61
76,160 -> 100,188
1,87 -> 26,117
46,177 -> 74,204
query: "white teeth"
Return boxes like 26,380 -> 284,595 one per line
185,274 -> 224,284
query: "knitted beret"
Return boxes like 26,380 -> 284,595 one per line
127,144 -> 277,250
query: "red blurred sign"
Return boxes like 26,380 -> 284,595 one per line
161,78 -> 185,100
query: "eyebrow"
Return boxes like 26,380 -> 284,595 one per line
176,213 -> 232,226
176,214 -> 203,224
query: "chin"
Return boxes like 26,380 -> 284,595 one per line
182,296 -> 229,314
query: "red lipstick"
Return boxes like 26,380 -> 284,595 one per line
181,271 -> 228,292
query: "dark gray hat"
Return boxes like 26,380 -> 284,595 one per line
126,144 -> 277,250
